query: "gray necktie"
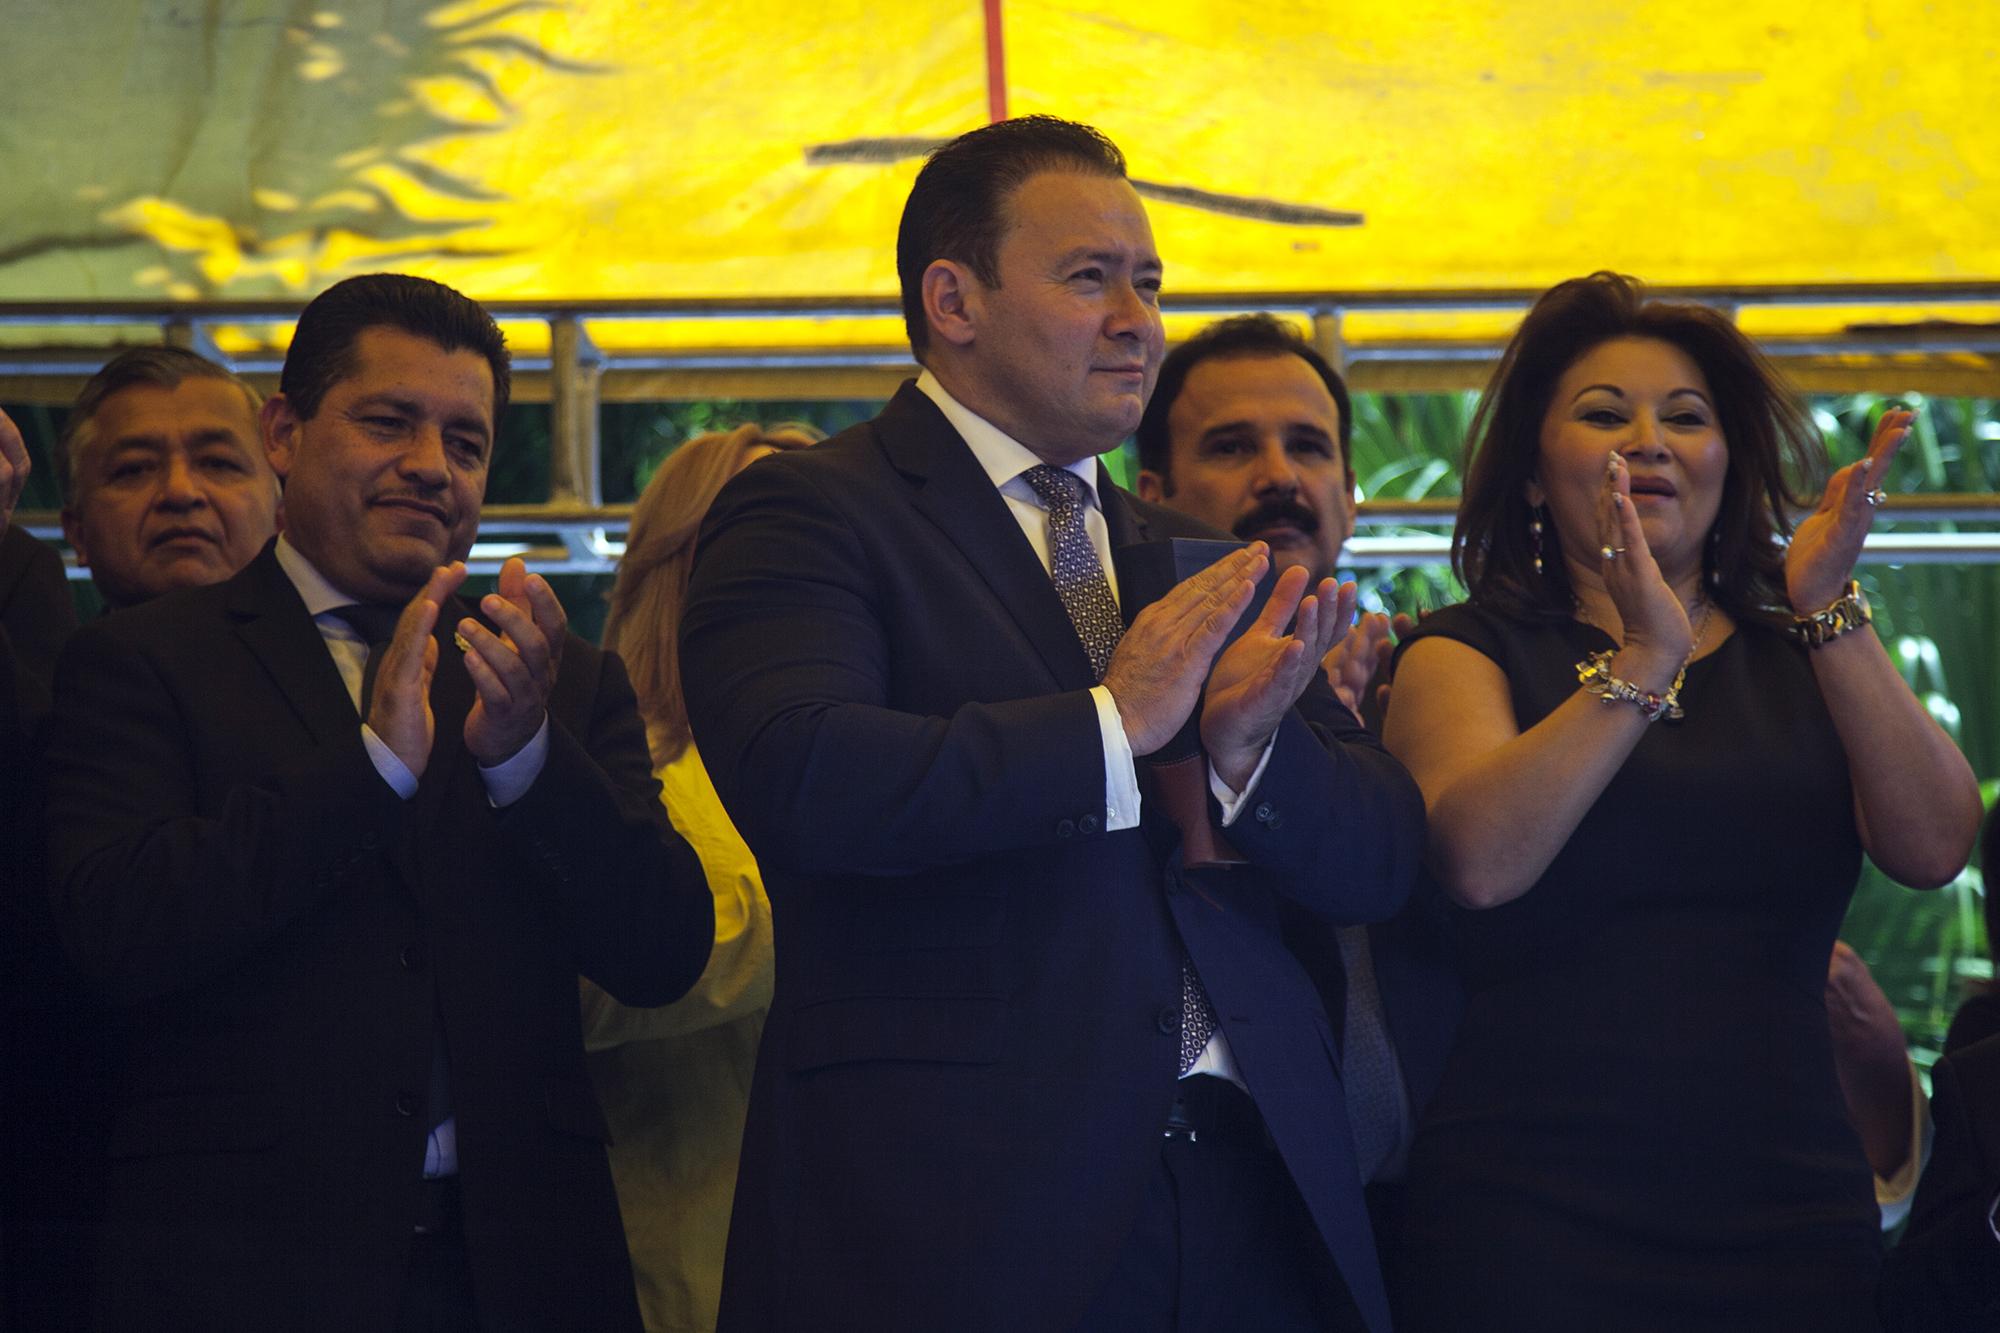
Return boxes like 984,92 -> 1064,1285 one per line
1020,465 -> 1218,1075
326,603 -> 401,715
1336,924 -> 1407,1181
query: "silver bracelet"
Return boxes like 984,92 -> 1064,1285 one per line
1575,650 -> 1686,723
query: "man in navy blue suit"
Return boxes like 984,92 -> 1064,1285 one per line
683,116 -> 1425,1333
1134,315 -> 1463,1257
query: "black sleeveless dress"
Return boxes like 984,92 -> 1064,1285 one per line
1392,602 -> 1882,1333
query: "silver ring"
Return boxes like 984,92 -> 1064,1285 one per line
1600,544 -> 1627,561
1864,488 -> 1888,507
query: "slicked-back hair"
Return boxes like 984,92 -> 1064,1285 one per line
1135,314 -> 1353,486
896,115 -> 1128,361
1455,271 -> 1826,628
280,273 -> 510,424
57,345 -> 263,505
604,422 -> 823,763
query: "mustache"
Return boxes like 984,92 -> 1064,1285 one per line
1231,497 -> 1320,541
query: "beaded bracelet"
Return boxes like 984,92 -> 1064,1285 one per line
1574,650 -> 1687,723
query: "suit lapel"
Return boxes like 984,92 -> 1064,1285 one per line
876,384 -> 1097,691
228,543 -> 363,749
1102,474 -> 1156,634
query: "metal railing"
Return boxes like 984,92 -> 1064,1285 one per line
8,283 -> 2000,571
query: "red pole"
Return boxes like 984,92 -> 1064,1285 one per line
983,0 -> 1007,122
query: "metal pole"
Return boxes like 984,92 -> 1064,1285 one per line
548,316 -> 604,507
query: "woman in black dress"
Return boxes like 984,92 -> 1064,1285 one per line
1383,273 -> 1981,1331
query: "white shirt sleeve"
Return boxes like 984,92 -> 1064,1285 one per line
360,725 -> 420,800
1090,685 -> 1142,831
476,717 -> 551,808
1210,735 -> 1279,828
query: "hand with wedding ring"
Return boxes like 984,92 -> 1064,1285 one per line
1596,450 -> 1695,671
1786,407 -> 1914,614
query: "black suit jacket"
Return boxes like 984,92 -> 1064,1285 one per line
0,524 -> 86,1332
681,384 -> 1425,1333
40,542 -> 713,1333
1882,1030 -> 2000,1331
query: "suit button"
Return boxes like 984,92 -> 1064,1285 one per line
1155,1006 -> 1178,1035
1056,818 -> 1076,839
400,943 -> 427,971
1253,802 -> 1275,823
394,1091 -> 419,1117
1078,813 -> 1100,835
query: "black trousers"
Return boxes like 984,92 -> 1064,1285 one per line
395,1179 -> 478,1333
1075,1076 -> 1367,1333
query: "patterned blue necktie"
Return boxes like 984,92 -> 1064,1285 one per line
1020,465 -> 1218,1074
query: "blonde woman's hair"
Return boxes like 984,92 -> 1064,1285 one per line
603,421 -> 823,762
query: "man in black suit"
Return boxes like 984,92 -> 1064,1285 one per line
1882,1028 -> 2000,1330
683,116 -> 1425,1333
40,274 -> 713,1332
0,408 -> 84,1333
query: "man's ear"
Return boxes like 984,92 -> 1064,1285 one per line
1135,468 -> 1168,504
261,393 -> 300,480
922,260 -> 980,351
59,507 -> 91,570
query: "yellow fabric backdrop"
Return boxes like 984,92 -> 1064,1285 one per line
3,0 -> 1994,344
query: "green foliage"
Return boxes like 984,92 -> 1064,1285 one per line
601,400 -> 878,502
1343,391 -> 1476,616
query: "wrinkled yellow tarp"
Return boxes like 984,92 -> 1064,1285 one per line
2,0 -> 1994,349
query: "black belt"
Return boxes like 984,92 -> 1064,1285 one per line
413,1175 -> 462,1236
1163,1074 -> 1267,1144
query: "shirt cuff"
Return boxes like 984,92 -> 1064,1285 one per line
1211,734 -> 1278,827
478,717 -> 551,808
361,725 -> 420,800
1090,685 -> 1141,832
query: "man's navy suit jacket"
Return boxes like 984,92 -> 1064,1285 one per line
40,542 -> 714,1333
682,384 -> 1426,1333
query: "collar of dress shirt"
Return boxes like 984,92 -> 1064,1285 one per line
274,533 -> 371,618
915,370 -> 1103,512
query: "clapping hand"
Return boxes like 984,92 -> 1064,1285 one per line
1202,565 -> 1356,791
1322,611 -> 1393,715
1103,544 -> 1267,757
1787,408 -> 1913,615
369,563 -> 469,779
1598,452 -> 1694,680
460,556 -> 568,765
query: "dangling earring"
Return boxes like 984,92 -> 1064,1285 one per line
1705,527 -> 1722,589
1530,507 -> 1546,575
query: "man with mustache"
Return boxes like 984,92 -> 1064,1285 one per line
40,273 -> 713,1332
56,347 -> 281,611
1135,313 -> 1462,1278
1135,314 -> 1404,717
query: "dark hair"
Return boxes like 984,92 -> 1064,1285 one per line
896,116 -> 1127,360
1455,271 -> 1825,626
603,422 -> 823,762
57,346 -> 263,505
1134,313 -> 1353,485
280,273 -> 510,423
